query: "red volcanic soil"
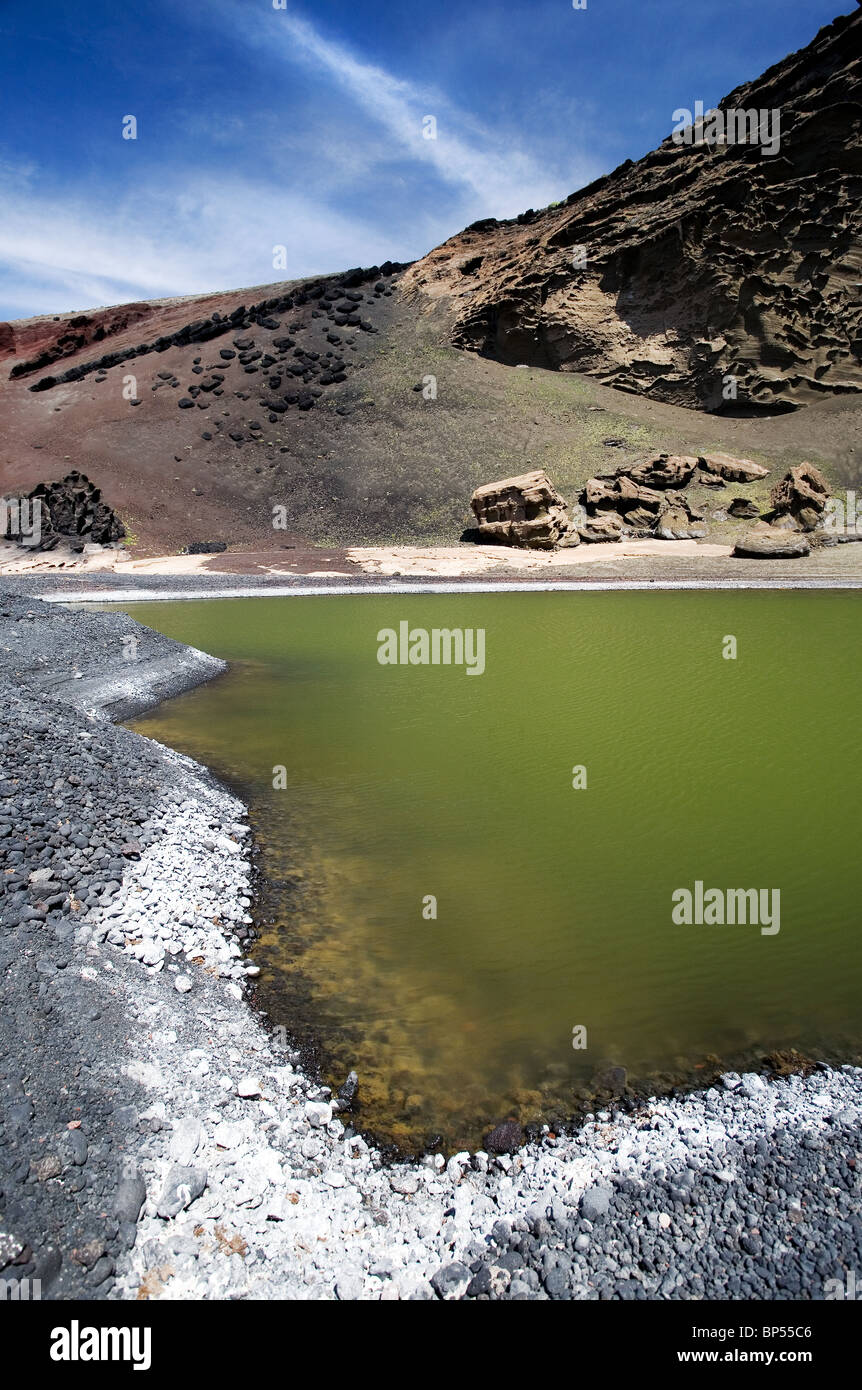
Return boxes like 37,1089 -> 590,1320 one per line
0,267 -> 409,556
0,302 -> 156,372
3,10 -> 862,563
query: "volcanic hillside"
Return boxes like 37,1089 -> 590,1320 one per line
1,10 -> 861,556
403,8 -> 862,412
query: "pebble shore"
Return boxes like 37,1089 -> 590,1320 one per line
1,587 -> 859,1301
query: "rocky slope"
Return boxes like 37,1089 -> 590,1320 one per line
402,9 -> 862,413
1,15 -> 861,559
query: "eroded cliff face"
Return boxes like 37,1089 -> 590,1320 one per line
402,10 -> 862,413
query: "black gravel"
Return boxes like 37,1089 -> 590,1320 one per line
2,588 -> 860,1304
456,1100 -> 862,1299
0,590 -> 227,1298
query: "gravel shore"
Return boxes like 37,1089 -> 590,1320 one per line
1,589 -> 859,1301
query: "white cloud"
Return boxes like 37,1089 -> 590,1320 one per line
0,173 -> 409,318
221,2 -> 592,215
0,4 -> 602,317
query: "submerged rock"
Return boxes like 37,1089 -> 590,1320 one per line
485,1119 -> 526,1153
593,1064 -> 628,1096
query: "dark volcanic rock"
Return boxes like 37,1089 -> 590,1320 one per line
485,1120 -> 526,1153
0,590 -> 231,1298
3,472 -> 125,550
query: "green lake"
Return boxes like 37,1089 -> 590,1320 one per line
124,592 -> 862,1151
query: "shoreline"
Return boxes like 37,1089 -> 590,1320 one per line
2,588 -> 860,1301
43,578 -> 862,599
3,532 -> 862,597
11,573 -> 862,606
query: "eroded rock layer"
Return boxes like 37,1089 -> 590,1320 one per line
470,470 -> 575,548
403,11 -> 862,412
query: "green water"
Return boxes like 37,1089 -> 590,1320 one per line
126,593 -> 862,1150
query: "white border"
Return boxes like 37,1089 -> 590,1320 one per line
41,578 -> 862,602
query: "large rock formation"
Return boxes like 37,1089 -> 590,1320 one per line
733,530 -> 812,558
469,450 -> 774,549
770,462 -> 831,525
732,461 -> 833,556
470,470 -> 576,548
697,453 -> 770,484
403,10 -> 862,412
3,472 -> 125,551
576,451 -> 762,541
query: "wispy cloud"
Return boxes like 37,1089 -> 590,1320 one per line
0,1 -> 599,318
0,172 -> 403,317
226,2 -> 591,216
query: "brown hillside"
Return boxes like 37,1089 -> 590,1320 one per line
1,13 -> 861,559
402,9 -> 862,412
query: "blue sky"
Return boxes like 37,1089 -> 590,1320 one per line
0,0 -> 854,319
